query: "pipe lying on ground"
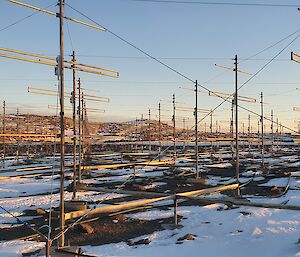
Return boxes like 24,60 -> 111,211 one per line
65,184 -> 238,220
189,195 -> 300,211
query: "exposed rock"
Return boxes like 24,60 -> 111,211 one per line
35,208 -> 47,215
128,237 -> 152,246
177,233 -> 197,242
240,211 -> 251,216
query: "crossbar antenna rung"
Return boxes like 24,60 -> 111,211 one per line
8,0 -> 107,31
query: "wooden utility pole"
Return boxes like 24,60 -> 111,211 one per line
148,108 -> 151,152
195,81 -> 199,178
234,55 -> 240,191
260,92 -> 264,169
2,101 -> 5,167
58,0 -> 66,247
172,94 -> 176,166
158,103 -> 161,161
71,51 -> 77,200
77,78 -> 82,183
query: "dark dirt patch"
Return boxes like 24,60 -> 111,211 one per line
66,216 -> 173,246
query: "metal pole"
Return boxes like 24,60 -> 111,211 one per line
276,117 -> 279,149
135,117 -> 138,153
34,124 -> 37,154
81,93 -> 84,176
2,101 -> 5,167
148,108 -> 151,152
172,94 -> 176,166
210,109 -> 213,157
16,107 -> 19,163
210,110 -> 213,135
234,55 -> 240,188
260,92 -> 264,169
231,100 -> 234,160
158,103 -> 161,161
248,114 -> 251,152
58,0 -> 65,247
174,197 -> 178,225
140,114 -> 144,153
77,78 -> 82,184
26,113 -> 29,159
195,81 -> 199,178
71,51 -> 77,200
182,117 -> 186,153
271,109 -> 274,151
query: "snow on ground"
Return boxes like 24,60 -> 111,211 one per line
82,204 -> 300,257
0,240 -> 45,257
204,163 -> 232,168
0,177 -> 63,198
2,151 -> 300,257
0,189 -> 125,227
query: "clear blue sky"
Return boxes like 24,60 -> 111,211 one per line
1,0 -> 300,132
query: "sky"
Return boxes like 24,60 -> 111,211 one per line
1,0 -> 300,133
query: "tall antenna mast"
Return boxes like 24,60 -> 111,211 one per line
58,0 -> 66,247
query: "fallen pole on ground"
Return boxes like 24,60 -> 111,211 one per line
65,184 -> 238,220
189,195 -> 300,211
